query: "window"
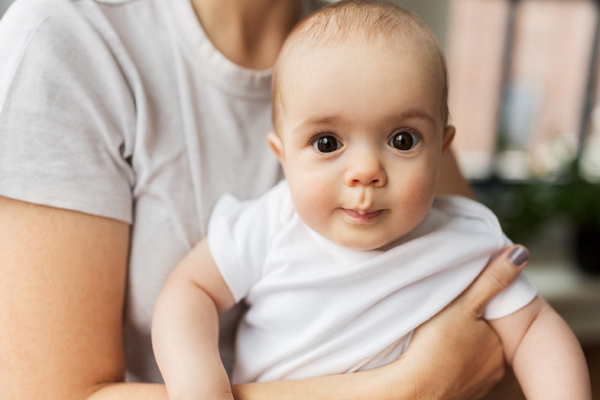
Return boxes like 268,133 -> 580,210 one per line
447,0 -> 600,182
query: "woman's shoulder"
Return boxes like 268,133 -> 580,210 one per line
0,0 -> 145,225
0,0 -> 157,46
2,0 -> 142,19
0,0 -> 103,56
0,0 -> 163,86
1,0 -> 95,32
0,0 -> 68,45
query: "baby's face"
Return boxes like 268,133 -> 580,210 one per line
269,38 -> 454,250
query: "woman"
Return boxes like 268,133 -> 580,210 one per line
0,0 -> 529,398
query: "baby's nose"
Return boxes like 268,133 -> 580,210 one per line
344,153 -> 387,187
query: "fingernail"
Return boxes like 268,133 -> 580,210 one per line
508,246 -> 529,267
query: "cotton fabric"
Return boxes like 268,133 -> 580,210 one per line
208,180 -> 537,383
0,0 -> 319,382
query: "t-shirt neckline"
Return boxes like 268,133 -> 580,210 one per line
169,0 -> 316,98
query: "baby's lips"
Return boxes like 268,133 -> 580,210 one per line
342,208 -> 383,222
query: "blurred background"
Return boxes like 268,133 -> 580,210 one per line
443,1 -> 600,397
1,0 -> 598,397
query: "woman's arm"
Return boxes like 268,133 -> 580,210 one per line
436,148 -> 475,199
0,196 -> 129,399
0,194 -> 525,400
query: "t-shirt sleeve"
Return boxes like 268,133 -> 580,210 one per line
484,275 -> 537,320
207,183 -> 287,303
0,0 -> 135,223
484,234 -> 538,319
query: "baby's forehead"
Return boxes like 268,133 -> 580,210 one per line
272,2 -> 450,128
279,33 -> 444,94
277,10 -> 445,83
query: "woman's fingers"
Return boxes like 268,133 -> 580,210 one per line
402,245 -> 529,399
459,245 -> 530,319
407,292 -> 506,399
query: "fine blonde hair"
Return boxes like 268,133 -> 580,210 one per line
272,0 -> 449,131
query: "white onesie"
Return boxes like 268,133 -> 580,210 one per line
208,180 -> 537,383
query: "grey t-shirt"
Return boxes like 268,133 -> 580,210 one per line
0,0 -> 318,382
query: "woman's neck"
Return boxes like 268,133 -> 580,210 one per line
190,0 -> 303,70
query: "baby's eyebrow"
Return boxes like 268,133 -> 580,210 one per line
291,110 -> 438,134
292,115 -> 343,134
397,109 -> 437,129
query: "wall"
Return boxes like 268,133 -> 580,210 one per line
0,0 -> 12,17
394,0 -> 450,49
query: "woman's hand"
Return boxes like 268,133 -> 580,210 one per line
232,246 -> 529,400
400,245 -> 530,400
0,190 -> 528,400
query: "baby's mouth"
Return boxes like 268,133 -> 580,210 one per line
341,208 -> 383,223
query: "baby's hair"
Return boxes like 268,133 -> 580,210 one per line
272,0 -> 449,131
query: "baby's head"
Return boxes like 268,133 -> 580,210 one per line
272,0 -> 449,132
268,0 -> 455,250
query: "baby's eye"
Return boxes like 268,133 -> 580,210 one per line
389,131 -> 420,151
313,135 -> 341,153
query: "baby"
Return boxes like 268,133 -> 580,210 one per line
152,1 -> 591,399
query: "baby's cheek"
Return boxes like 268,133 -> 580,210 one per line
395,173 -> 437,223
289,178 -> 334,232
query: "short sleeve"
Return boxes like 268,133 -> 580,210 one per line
484,231 -> 538,319
207,181 -> 288,303
434,197 -> 538,320
0,0 -> 135,223
484,275 -> 538,320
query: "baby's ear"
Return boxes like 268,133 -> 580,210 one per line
442,125 -> 456,152
267,132 -> 286,168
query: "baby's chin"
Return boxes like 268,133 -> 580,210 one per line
329,231 -> 404,252
321,220 -> 421,251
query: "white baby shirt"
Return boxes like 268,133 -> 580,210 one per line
208,180 -> 537,383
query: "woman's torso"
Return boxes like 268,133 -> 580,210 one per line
0,0 -> 316,382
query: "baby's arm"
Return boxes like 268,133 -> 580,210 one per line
152,238 -> 236,400
489,297 -> 591,399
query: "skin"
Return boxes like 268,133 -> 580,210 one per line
152,36 -> 454,400
153,29 -> 575,400
0,189 -> 526,400
1,0 -> 529,399
152,35 -> 465,400
0,181 -> 519,400
190,0 -> 302,70
157,21 -> 591,399
489,299 -> 591,399
268,37 -> 454,250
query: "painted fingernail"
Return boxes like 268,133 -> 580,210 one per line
508,246 -> 529,267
